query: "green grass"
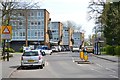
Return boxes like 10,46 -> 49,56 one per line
101,51 -> 106,54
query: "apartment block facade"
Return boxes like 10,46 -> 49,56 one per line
10,9 -> 50,51
72,32 -> 82,47
62,27 -> 74,48
49,22 -> 63,45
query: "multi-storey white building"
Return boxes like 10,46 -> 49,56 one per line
10,9 -> 50,51
62,27 -> 69,45
72,32 -> 82,47
62,26 -> 74,49
49,22 -> 63,45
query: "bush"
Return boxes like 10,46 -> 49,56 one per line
19,47 -> 23,52
114,46 -> 120,56
5,48 -> 15,53
105,45 -> 115,55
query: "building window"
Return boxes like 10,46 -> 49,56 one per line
38,22 -> 40,25
19,21 -> 22,25
23,32 -> 25,36
20,13 -> 22,16
31,22 -> 34,25
35,22 -> 37,25
31,12 -> 34,16
20,32 -> 22,36
38,12 -> 41,16
35,32 -> 37,36
41,12 -> 43,16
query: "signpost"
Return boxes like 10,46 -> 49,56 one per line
1,26 -> 12,61
1,26 -> 12,39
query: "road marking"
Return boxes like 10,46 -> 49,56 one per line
72,57 -> 75,62
109,75 -> 118,78
96,63 -> 103,68
90,68 -> 102,73
105,68 -> 116,73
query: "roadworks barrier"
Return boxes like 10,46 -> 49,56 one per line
80,51 -> 84,60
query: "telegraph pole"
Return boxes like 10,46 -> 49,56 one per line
25,9 -> 28,47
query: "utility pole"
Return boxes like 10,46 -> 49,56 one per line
25,9 -> 28,47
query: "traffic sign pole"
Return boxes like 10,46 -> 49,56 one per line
1,26 -> 12,61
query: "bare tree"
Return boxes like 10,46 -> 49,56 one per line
87,0 -> 105,21
0,1 -> 41,57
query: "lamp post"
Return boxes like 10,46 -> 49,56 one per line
112,38 -> 114,56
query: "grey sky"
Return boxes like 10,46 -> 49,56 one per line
41,0 -> 96,38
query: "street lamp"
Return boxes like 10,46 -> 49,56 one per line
112,38 -> 114,56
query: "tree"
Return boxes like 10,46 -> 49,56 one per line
88,0 -> 120,46
62,20 -> 82,32
101,2 -> 120,45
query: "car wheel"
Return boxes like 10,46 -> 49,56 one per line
39,65 -> 43,69
43,63 -> 45,67
50,52 -> 52,55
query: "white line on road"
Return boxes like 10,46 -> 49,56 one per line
90,68 -> 102,73
96,63 -> 103,68
105,68 -> 116,73
109,75 -> 118,78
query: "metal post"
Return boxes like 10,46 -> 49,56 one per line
2,40 -> 5,61
6,40 -> 9,61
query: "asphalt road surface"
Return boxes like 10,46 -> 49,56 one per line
9,51 -> 118,78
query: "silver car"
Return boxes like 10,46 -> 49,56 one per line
21,50 -> 45,69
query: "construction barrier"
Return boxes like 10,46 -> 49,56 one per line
80,51 -> 84,60
84,51 -> 88,61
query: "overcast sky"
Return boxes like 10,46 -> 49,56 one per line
40,0 -> 96,39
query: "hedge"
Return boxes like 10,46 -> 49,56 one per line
5,48 -> 15,53
114,46 -> 120,56
105,45 -> 115,55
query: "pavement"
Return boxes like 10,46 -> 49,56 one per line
0,52 -> 119,79
93,54 -> 119,62
0,53 -> 22,79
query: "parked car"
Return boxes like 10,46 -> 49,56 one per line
72,46 -> 80,52
51,46 -> 59,52
36,46 -> 52,55
61,46 -> 66,51
21,50 -> 45,69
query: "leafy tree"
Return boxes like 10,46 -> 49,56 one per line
88,0 -> 120,46
101,2 -> 120,45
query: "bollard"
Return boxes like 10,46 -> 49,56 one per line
84,51 -> 88,61
7,52 -> 9,61
80,51 -> 84,60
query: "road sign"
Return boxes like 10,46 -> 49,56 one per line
1,26 -> 12,39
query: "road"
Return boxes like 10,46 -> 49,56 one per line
8,52 -> 118,78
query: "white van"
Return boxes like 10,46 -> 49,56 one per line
72,46 -> 79,52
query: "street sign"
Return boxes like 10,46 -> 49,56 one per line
1,26 -> 12,39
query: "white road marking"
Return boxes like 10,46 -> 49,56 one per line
90,68 -> 102,73
96,63 -> 103,68
109,75 -> 118,78
105,68 -> 116,73
72,57 -> 75,62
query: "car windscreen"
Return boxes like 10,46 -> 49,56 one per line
23,51 -> 39,56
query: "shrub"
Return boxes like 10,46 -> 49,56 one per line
19,47 -> 23,52
5,48 -> 15,53
114,46 -> 120,56
105,45 -> 115,55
